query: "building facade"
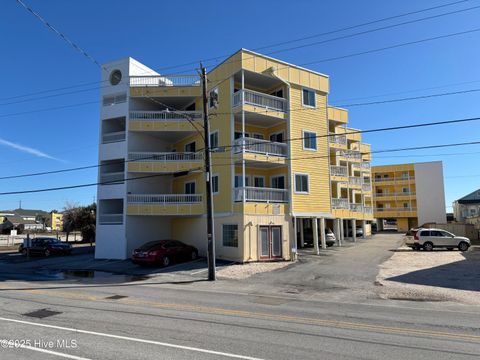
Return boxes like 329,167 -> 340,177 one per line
48,212 -> 64,231
372,161 -> 446,232
96,49 -> 373,262
453,188 -> 480,222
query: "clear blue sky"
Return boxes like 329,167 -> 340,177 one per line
1,0 -> 479,212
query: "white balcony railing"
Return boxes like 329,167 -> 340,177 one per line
329,133 -> 347,145
350,204 -> 364,212
98,214 -> 123,225
234,187 -> 288,203
232,89 -> 287,112
336,150 -> 362,160
362,183 -> 371,192
374,176 -> 415,183
102,131 -> 126,143
129,75 -> 200,87
128,152 -> 203,162
330,166 -> 348,177
364,206 -> 373,214
128,194 -> 202,204
375,207 -> 417,212
361,161 -> 371,169
349,176 -> 363,186
129,111 -> 202,121
374,192 -> 416,197
332,198 -> 349,209
233,137 -> 287,157
100,172 -> 124,185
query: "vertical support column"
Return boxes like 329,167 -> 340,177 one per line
313,217 -> 319,255
292,217 -> 297,261
345,219 -> 349,240
299,218 -> 304,248
334,219 -> 342,246
241,69 -> 246,203
320,217 -> 326,250
362,220 -> 367,239
340,219 -> 344,243
351,219 -> 357,243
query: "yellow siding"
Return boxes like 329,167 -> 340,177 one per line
290,85 -> 331,214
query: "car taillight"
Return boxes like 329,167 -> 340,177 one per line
414,233 -> 419,240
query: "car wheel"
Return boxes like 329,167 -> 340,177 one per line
423,242 -> 434,251
44,249 -> 51,257
191,251 -> 198,260
21,248 -> 27,256
162,256 -> 170,267
458,242 -> 469,252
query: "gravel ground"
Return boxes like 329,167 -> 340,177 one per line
377,246 -> 480,304
217,261 -> 292,279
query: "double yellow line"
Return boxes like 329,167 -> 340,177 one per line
3,285 -> 480,343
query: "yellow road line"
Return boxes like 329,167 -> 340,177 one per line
1,285 -> 479,342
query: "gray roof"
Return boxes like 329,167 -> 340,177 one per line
457,188 -> 480,204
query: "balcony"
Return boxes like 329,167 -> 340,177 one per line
130,75 -> 200,87
329,133 -> 347,148
234,137 -> 287,157
373,176 -> 415,183
362,183 -> 372,192
349,176 -> 363,187
129,75 -> 201,97
332,198 -> 349,209
330,165 -> 348,178
336,149 -> 362,161
353,162 -> 371,171
350,204 -> 364,212
127,152 -> 203,173
127,194 -> 203,216
375,192 -> 416,198
100,172 -> 124,185
98,214 -> 123,225
234,187 -> 288,203
364,206 -> 373,214
232,90 -> 287,123
102,131 -> 126,144
375,207 -> 417,212
129,111 -> 203,132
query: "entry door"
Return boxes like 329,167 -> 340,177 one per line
259,226 -> 282,260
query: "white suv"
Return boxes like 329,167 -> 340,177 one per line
404,228 -> 470,252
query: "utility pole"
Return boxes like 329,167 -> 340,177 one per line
201,64 -> 216,281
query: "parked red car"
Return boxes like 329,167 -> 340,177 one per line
131,240 -> 198,267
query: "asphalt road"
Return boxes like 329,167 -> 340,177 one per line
0,234 -> 479,359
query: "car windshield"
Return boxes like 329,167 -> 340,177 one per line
138,241 -> 167,251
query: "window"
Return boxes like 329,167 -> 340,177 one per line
254,176 -> 265,188
270,88 -> 283,98
303,131 -> 317,150
222,224 -> 238,247
294,174 -> 309,193
302,88 -> 315,107
185,182 -> 196,194
109,70 -> 122,86
420,230 -> 431,236
403,202 -> 409,208
271,176 -> 285,189
212,175 -> 219,194
210,131 -> 219,149
102,93 -> 127,106
185,142 -> 196,153
235,131 -> 249,139
402,187 -> 409,193
252,133 -> 264,140
270,132 -> 284,143
235,175 -> 250,187
209,88 -> 219,108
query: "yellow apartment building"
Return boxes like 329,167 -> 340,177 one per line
372,161 -> 446,232
95,49 -> 374,262
48,212 -> 63,231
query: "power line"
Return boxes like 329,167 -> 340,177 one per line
0,100 -> 98,118
136,0 -> 473,73
2,115 -> 480,180
2,140 -> 480,196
